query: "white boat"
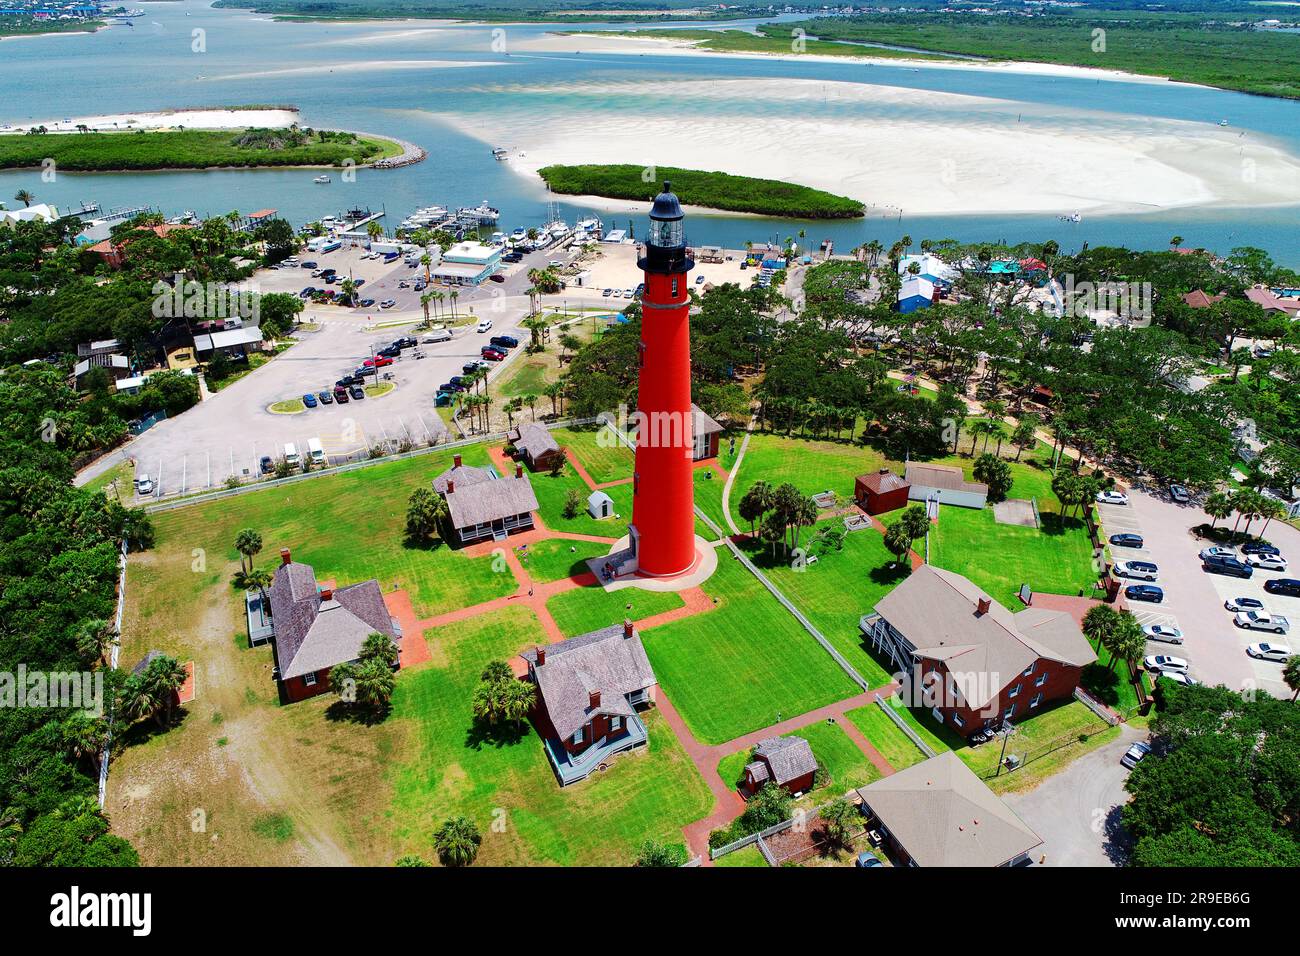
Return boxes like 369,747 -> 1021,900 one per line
1219,119 -> 1229,126
314,175 -> 331,184
492,146 -> 509,160
1059,211 -> 1081,223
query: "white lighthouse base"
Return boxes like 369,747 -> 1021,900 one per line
585,534 -> 718,593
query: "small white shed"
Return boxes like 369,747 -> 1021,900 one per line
587,490 -> 615,520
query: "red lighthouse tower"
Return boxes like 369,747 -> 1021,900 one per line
629,183 -> 697,577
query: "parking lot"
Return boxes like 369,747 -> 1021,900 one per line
1098,490 -> 1299,700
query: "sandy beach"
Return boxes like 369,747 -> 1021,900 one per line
0,106 -> 303,134
439,74 -> 1300,217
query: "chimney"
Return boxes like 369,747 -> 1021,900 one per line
447,478 -> 454,494
319,587 -> 333,601
879,468 -> 890,475
515,463 -> 524,479
976,596 -> 991,616
536,646 -> 545,666
280,547 -> 291,565
623,618 -> 634,640
453,453 -> 462,468
589,689 -> 601,709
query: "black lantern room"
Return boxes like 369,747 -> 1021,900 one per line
639,181 -> 693,275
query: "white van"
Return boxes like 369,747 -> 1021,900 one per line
307,437 -> 326,466
135,473 -> 154,496
284,442 -> 300,468
476,318 -> 493,334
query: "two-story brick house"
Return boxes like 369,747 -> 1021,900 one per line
862,565 -> 1096,736
520,620 -> 657,785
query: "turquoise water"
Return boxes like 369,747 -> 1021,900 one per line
1,2 -> 1298,263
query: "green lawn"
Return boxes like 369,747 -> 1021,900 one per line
640,556 -> 860,745
740,524 -> 907,689
554,424 -> 634,484
693,468 -> 728,538
713,844 -> 768,867
497,358 -> 555,400
517,537 -> 609,584
390,606 -> 713,865
845,703 -> 930,771
728,432 -> 893,526
142,444 -> 514,620
1081,650 -> 1150,711
547,584 -> 685,637
929,506 -> 1098,607
530,463 -> 631,537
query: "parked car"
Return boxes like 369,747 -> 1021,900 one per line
1169,484 -> 1191,504
302,393 -> 318,408
395,337 -> 417,349
1246,642 -> 1294,663
1120,741 -> 1152,769
488,273 -> 506,283
855,853 -> 884,869
438,382 -> 460,393
1096,490 -> 1129,505
363,356 -> 394,368
1241,541 -> 1282,557
1202,554 -> 1253,578
259,456 -> 273,475
1264,578 -> 1300,597
333,385 -> 349,403
1110,533 -> 1144,548
476,318 -> 493,333
462,361 -> 487,375
301,261 -> 317,269
348,385 -> 365,400
481,347 -> 505,361
602,288 -> 612,297
1155,670 -> 1198,687
317,390 -> 333,405
490,335 -> 519,349
1144,654 -> 1189,672
358,298 -> 376,308
1246,553 -> 1288,572
300,286 -> 316,298
1143,624 -> 1183,644
354,365 -> 377,377
378,299 -> 395,309
1234,610 -> 1289,634
1117,560 -> 1159,581
1225,596 -> 1265,612
135,473 -> 154,496
1199,546 -> 1237,561
1126,584 -> 1164,603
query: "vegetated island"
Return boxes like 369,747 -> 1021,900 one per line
0,17 -> 103,38
0,126 -> 405,172
538,164 -> 865,219
210,0 -> 769,24
590,27 -> 954,63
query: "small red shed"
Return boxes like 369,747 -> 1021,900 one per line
855,469 -> 911,516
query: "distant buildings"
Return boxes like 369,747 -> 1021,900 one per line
84,222 -> 193,269
905,463 -> 988,510
508,421 -> 562,472
690,404 -> 723,461
743,735 -> 818,796
897,253 -> 956,286
896,275 -> 935,314
0,203 -> 59,228
855,468 -> 911,515
431,240 -> 501,286
1245,284 -> 1300,317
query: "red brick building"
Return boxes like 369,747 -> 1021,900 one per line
863,566 -> 1096,737
521,620 -> 657,785
855,468 -> 911,515
267,548 -> 401,703
742,735 -> 817,796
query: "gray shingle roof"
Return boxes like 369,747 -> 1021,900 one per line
445,474 -> 539,530
520,623 -> 657,740
856,751 -> 1042,867
512,422 -> 560,462
432,462 -> 494,494
873,565 -> 1096,709
269,560 -> 399,680
691,403 -> 724,436
751,735 -> 817,786
905,463 -> 988,496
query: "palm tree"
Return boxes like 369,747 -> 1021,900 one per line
1204,490 -> 1234,529
1257,497 -> 1286,537
420,292 -> 432,326
544,380 -> 564,417
432,816 -> 481,867
62,713 -> 109,772
13,189 -> 34,208
449,290 -> 459,321
1283,655 -> 1300,702
1112,612 -> 1146,675
233,528 -> 263,574
420,253 -> 432,282
1081,603 -> 1119,653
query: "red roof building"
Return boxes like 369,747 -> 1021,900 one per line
855,468 -> 911,516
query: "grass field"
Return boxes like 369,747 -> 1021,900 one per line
517,537 -> 608,584
0,128 -> 402,171
546,583 -> 684,637
929,507 -> 1097,607
716,717 -> 883,798
389,606 -> 713,864
713,843 -> 768,867
530,463 -> 631,537
555,424 -> 634,484
845,703 -> 930,771
640,556 -> 860,745
740,525 -> 905,688
693,468 -> 728,538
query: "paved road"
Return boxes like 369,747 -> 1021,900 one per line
1004,724 -> 1144,867
1099,490 -> 1300,698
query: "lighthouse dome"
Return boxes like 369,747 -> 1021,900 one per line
649,182 -> 685,222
